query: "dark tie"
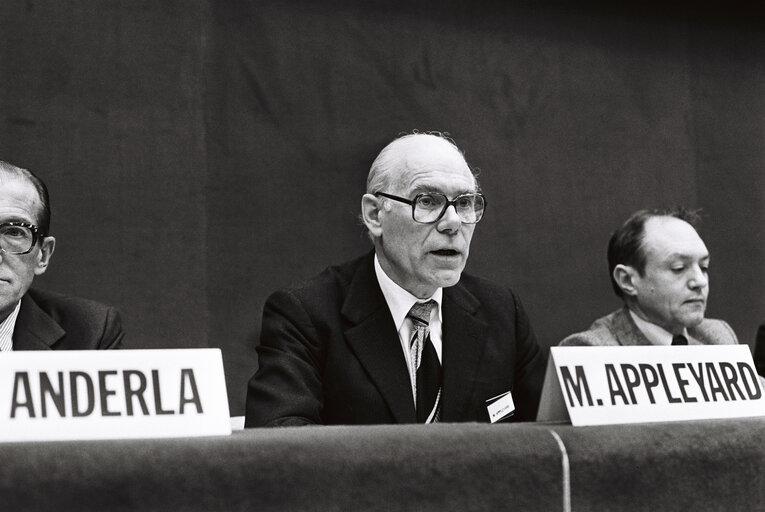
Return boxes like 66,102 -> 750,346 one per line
672,334 -> 688,346
407,300 -> 441,423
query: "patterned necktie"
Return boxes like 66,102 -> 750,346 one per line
407,300 -> 441,423
672,334 -> 688,346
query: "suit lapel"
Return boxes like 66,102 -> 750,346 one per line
13,294 -> 65,350
612,307 -> 652,346
440,283 -> 486,421
342,255 -> 416,423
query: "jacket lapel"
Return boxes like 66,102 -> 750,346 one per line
612,307 -> 652,346
440,283 -> 487,421
342,255 -> 416,423
13,294 -> 65,350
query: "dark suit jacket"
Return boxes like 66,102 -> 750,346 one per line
245,252 -> 547,426
559,307 -> 738,346
755,322 -> 765,376
13,288 -> 125,350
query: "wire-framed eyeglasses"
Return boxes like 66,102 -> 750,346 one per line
375,192 -> 486,224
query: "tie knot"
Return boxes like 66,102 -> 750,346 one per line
672,334 -> 688,346
408,300 -> 435,326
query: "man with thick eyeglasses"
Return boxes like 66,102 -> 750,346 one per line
246,132 -> 546,426
0,160 -> 124,351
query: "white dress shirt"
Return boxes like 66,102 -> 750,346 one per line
0,300 -> 21,352
629,310 -> 690,345
374,255 -> 443,402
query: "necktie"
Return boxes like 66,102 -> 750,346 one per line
407,300 -> 441,423
672,334 -> 688,346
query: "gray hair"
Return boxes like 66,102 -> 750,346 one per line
0,160 -> 52,235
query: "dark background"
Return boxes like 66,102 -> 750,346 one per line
2,1 -> 764,415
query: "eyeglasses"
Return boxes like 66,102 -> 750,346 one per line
375,192 -> 486,224
0,222 -> 42,255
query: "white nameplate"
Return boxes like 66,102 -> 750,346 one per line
0,348 -> 231,442
537,345 -> 765,426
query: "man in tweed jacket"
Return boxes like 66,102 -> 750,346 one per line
561,208 -> 737,347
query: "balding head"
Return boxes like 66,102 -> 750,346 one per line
0,161 -> 51,235
366,133 -> 477,195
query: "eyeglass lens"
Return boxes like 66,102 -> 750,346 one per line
413,193 -> 484,223
0,225 -> 35,254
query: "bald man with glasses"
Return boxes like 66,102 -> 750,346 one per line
246,133 -> 546,426
0,160 -> 124,351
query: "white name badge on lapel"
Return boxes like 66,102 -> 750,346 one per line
0,348 -> 231,442
486,390 -> 515,423
537,345 -> 765,426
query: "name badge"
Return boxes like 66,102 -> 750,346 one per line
537,345 -> 765,426
0,348 -> 231,442
486,390 -> 515,423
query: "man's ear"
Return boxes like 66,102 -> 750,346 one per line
361,194 -> 384,238
34,236 -> 56,276
613,264 -> 639,297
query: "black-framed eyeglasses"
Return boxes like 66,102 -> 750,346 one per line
0,222 -> 42,255
375,192 -> 487,224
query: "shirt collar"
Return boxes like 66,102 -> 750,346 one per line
628,309 -> 688,346
374,254 -> 442,330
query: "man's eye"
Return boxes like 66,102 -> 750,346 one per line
417,195 -> 437,208
671,266 -> 685,273
3,228 -> 25,238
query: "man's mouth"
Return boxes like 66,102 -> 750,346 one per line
431,249 -> 460,257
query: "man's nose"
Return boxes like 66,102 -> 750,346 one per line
436,204 -> 462,233
688,265 -> 708,289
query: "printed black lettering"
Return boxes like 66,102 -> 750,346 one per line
638,364 -> 660,404
123,370 -> 150,416
620,364 -> 641,404
687,363 -> 710,402
560,365 -> 594,407
672,363 -> 696,403
738,362 -> 763,400
152,369 -> 175,415
706,363 -> 729,401
98,371 -> 121,416
70,371 -> 95,417
657,364 -> 681,404
179,369 -> 203,414
605,364 -> 629,405
10,372 -> 35,418
40,372 -> 66,417
720,362 -> 745,400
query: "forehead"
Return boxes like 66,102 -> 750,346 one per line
394,140 -> 475,193
642,216 -> 708,262
0,177 -> 41,224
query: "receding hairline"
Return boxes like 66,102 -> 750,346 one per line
366,133 -> 478,194
0,160 -> 50,232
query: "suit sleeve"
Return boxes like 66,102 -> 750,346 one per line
245,290 -> 324,427
98,306 -> 125,349
509,290 -> 548,421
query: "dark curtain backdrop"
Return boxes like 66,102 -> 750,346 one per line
3,1 -> 765,415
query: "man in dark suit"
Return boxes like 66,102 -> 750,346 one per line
755,322 -> 765,376
560,208 -> 737,347
0,160 -> 124,351
246,132 -> 546,426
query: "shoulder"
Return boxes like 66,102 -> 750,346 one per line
692,318 -> 739,344
455,272 -> 522,306
269,253 -> 367,300
24,288 -> 123,342
559,309 -> 624,346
